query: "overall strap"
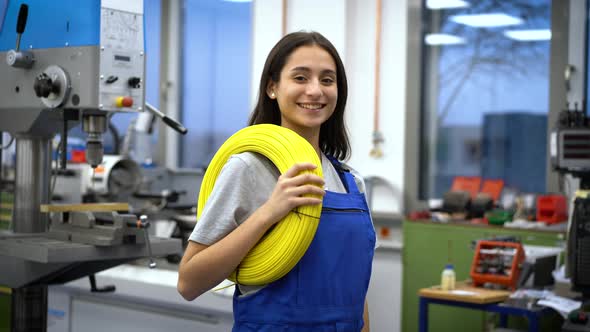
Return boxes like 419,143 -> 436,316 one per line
325,155 -> 360,194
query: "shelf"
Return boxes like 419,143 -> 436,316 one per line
371,211 -> 403,223
376,238 -> 403,250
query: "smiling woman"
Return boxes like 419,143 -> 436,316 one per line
267,45 -> 338,143
178,31 -> 376,332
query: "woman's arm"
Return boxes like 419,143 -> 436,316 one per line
362,299 -> 370,332
177,206 -> 277,300
177,162 -> 324,301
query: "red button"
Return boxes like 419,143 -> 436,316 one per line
115,96 -> 134,108
122,97 -> 133,107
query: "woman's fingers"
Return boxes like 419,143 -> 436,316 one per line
288,173 -> 324,187
262,162 -> 325,224
291,196 -> 323,206
288,184 -> 325,198
282,162 -> 319,178
280,163 -> 324,187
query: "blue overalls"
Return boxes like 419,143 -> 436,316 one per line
232,157 -> 376,331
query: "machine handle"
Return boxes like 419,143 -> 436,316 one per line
16,4 -> 28,34
140,215 -> 157,269
7,4 -> 34,69
125,215 -> 157,268
163,116 -> 188,135
15,4 -> 28,51
145,102 -> 188,135
88,274 -> 116,293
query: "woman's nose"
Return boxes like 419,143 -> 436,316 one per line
305,79 -> 323,97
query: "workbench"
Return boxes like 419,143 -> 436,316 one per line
402,220 -> 566,332
418,284 -> 554,332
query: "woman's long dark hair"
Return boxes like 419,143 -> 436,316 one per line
248,31 -> 350,160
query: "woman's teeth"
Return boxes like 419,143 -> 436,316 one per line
298,103 -> 323,110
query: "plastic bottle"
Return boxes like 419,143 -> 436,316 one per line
441,264 -> 456,291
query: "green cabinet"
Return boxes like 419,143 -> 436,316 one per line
402,221 -> 565,332
0,290 -> 10,332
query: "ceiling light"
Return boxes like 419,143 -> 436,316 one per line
504,29 -> 551,41
425,33 -> 466,45
450,13 -> 523,28
427,0 -> 469,10
222,0 -> 252,2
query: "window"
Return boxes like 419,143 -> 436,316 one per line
179,0 -> 253,168
418,0 -> 552,199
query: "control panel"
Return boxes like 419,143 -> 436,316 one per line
0,0 -> 145,114
98,6 -> 145,112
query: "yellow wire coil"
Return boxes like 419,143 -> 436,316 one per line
197,124 -> 323,285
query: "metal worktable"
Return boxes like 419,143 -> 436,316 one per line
0,231 -> 182,288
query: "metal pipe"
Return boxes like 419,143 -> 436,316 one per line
13,136 -> 51,233
281,0 -> 288,36
12,137 -> 50,332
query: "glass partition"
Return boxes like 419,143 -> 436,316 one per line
179,0 -> 253,168
419,0 -> 552,199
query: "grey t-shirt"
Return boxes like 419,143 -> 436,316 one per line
189,151 -> 371,294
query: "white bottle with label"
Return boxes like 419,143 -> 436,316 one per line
441,264 -> 456,291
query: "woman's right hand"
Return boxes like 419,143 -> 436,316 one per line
258,162 -> 325,226
178,163 -> 324,301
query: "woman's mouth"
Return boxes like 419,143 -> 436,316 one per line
297,103 -> 325,110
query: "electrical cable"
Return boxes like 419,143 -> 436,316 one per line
197,124 -> 323,285
370,0 -> 384,158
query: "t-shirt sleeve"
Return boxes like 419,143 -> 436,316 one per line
188,156 -> 258,245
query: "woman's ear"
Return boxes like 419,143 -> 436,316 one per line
266,82 -> 276,99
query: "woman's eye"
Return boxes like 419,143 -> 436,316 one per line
322,77 -> 335,84
293,76 -> 306,82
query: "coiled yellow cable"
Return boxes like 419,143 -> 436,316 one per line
197,124 -> 323,285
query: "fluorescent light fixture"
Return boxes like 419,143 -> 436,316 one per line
450,13 -> 523,28
425,33 -> 466,45
222,0 -> 251,2
504,29 -> 551,41
427,0 -> 469,10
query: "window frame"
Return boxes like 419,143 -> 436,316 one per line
403,0 -> 577,213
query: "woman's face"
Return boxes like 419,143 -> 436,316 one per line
268,45 -> 338,134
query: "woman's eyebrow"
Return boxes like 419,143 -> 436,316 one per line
289,66 -> 311,73
289,66 -> 336,76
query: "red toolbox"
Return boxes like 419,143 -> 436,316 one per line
536,194 -> 567,224
470,240 -> 525,291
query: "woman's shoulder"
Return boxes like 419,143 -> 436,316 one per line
230,151 -> 267,164
325,156 -> 366,193
227,152 -> 280,177
326,156 -> 361,179
341,162 -> 365,190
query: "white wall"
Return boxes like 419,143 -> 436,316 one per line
250,0 -> 283,104
251,1 -> 408,331
287,0 -> 347,61
346,0 -> 408,214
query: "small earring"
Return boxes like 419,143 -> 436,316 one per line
270,92 -> 275,98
